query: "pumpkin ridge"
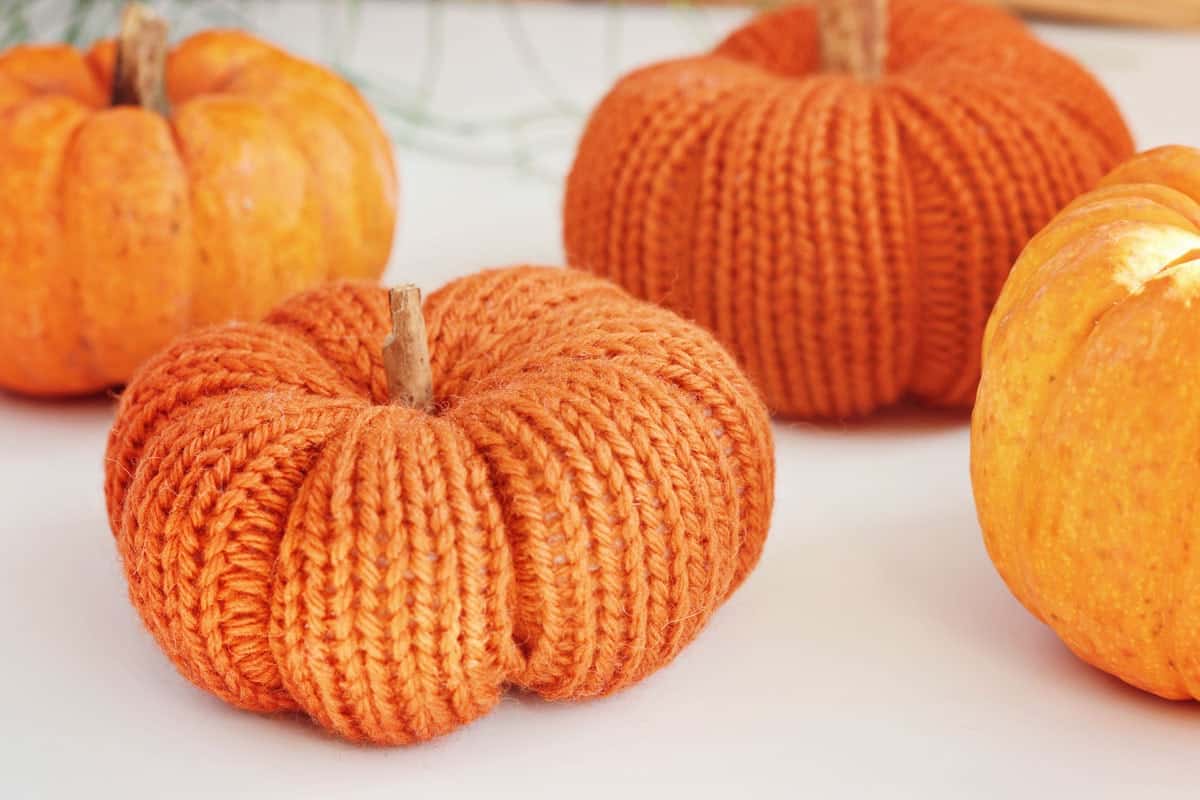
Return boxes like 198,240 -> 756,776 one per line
885,80 -> 993,405
506,385 -> 632,698
118,392 -> 359,711
215,52 -> 398,280
736,79 -> 794,411
761,84 -> 808,415
447,399 -> 569,695
57,108 -> 114,387
65,107 -> 195,384
805,78 -> 852,415
875,88 -> 921,403
441,408 -> 531,679
638,63 -> 749,317
167,31 -> 283,103
0,94 -> 92,394
103,322 -> 363,532
780,77 -> 831,414
837,83 -> 886,414
1018,47 -> 1134,166
932,75 -> 1055,243
256,96 -> 333,278
450,356 -> 744,697
53,106 -> 105,388
81,41 -> 110,93
688,83 -> 755,363
557,365 -> 723,690
0,44 -> 106,107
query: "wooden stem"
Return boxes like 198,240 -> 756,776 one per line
112,2 -> 170,114
383,286 -> 434,412
817,0 -> 888,80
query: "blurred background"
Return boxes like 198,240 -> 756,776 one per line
5,0 -> 1194,278
7,0 -> 1199,180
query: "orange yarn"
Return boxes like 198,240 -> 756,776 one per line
104,266 -> 775,745
564,0 -> 1134,419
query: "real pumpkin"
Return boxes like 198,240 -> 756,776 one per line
0,3 -> 397,397
972,145 -> 1200,699
104,266 -> 774,744
565,0 -> 1133,419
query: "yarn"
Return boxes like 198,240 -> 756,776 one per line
564,0 -> 1134,419
104,266 -> 775,745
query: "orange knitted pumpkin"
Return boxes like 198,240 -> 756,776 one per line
973,146 -> 1200,699
565,0 -> 1133,419
0,4 -> 397,397
104,266 -> 774,744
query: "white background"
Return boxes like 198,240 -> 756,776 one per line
3,2 -> 1200,797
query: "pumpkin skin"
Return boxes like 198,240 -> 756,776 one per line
104,266 -> 774,744
0,29 -> 397,397
972,146 -> 1200,699
564,0 -> 1133,419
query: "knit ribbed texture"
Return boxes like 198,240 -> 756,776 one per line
564,0 -> 1134,419
104,266 -> 775,745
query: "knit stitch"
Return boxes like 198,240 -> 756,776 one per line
104,266 -> 775,744
564,0 -> 1133,418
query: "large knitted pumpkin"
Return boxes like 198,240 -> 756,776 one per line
565,0 -> 1133,418
973,146 -> 1200,699
0,4 -> 397,397
104,266 -> 774,744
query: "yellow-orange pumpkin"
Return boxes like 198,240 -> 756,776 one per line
973,145 -> 1200,698
0,4 -> 397,397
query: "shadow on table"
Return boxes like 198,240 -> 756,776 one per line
773,400 -> 970,438
0,386 -> 118,421
869,504 -> 1200,721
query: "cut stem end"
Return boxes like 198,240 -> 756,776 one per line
112,2 -> 170,114
817,0 -> 888,80
383,285 -> 434,412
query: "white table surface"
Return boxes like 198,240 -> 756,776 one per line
3,2 -> 1200,797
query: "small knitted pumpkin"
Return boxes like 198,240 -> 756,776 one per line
564,0 -> 1133,418
973,146 -> 1200,698
104,266 -> 774,744
0,3 -> 397,397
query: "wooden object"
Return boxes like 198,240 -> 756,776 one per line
383,285 -> 434,411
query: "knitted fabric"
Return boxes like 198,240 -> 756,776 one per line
104,266 -> 775,745
564,0 -> 1134,419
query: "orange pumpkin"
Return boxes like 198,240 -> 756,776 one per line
973,145 -> 1200,699
565,0 -> 1133,419
104,266 -> 774,744
0,4 -> 397,397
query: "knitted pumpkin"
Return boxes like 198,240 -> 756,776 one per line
973,146 -> 1200,699
564,0 -> 1133,419
0,3 -> 397,397
104,266 -> 774,744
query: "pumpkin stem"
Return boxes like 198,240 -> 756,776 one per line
112,2 -> 170,114
817,0 -> 888,80
383,285 -> 435,411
